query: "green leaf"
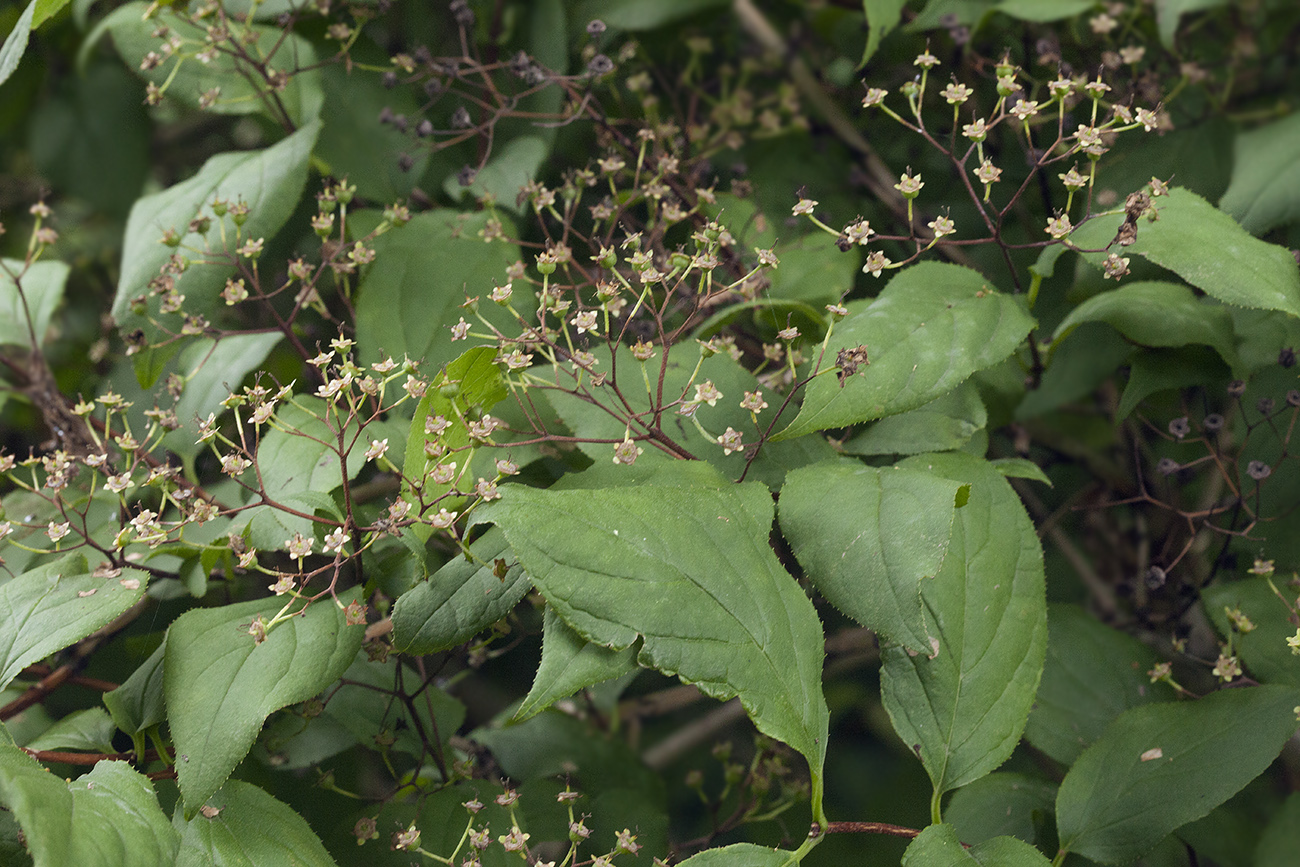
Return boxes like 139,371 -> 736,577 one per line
355,211 -> 524,371
903,823 -> 1053,866
391,527 -> 531,654
106,2 -> 321,126
0,1 -> 36,88
102,640 -> 166,754
1056,684 -> 1300,864
568,0 -> 727,30
994,0 -> 1094,22
1256,791 -> 1300,867
842,382 -> 988,456
779,458 -> 962,655
1220,111 -> 1300,235
475,461 -> 829,791
0,553 -> 148,691
1054,281 -> 1241,374
881,453 -> 1047,799
1203,577 -> 1300,688
541,342 -> 835,489
1023,605 -> 1176,766
773,263 -> 1034,441
1155,0 -> 1231,48
113,121 -> 320,341
173,779 -> 337,867
861,0 -> 907,66
675,843 -> 796,866
0,737 -> 179,867
1015,322 -> 1133,421
165,594 -> 364,810
32,0 -> 71,29
24,708 -> 116,753
945,772 -> 1057,847
1117,345 -> 1231,420
1069,187 -> 1300,318
516,607 -> 640,722
401,345 -> 509,524
0,260 -> 69,349
989,458 -> 1050,485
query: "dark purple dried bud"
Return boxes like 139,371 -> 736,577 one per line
1280,347 -> 1296,368
413,45 -> 432,65
457,165 -> 477,187
392,114 -> 408,133
1156,457 -> 1180,476
1287,390 -> 1300,408
382,70 -> 398,89
586,19 -> 606,36
1247,460 -> 1272,481
587,54 -> 614,76
416,119 -> 434,137
1203,413 -> 1224,432
423,78 -> 443,97
450,106 -> 472,129
1145,566 -> 1167,590
1227,379 -> 1247,397
1257,397 -> 1276,416
378,106 -> 394,124
1168,416 -> 1190,439
397,153 -> 414,172
449,0 -> 474,26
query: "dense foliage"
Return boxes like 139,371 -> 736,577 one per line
2,1 -> 1300,865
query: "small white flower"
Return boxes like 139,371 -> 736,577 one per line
429,508 -> 459,529
48,521 -> 71,543
364,438 -> 389,462
613,438 -> 643,466
323,528 -> 351,553
285,533 -> 313,558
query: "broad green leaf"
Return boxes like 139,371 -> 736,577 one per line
1220,111 -> 1300,235
173,779 -> 337,867
114,121 -> 319,341
0,553 -> 148,691
355,211 -> 524,372
990,458 -> 1050,485
773,263 -> 1034,441
516,607 -> 640,721
24,708 -> 116,753
1015,322 -> 1133,420
861,0 -> 907,66
881,453 -> 1047,799
391,527 -> 531,654
903,823 -> 1053,866
1056,685 -> 1300,864
842,382 -> 987,456
1054,281 -> 1241,373
0,1 -> 36,88
0,260 -> 68,349
0,735 -> 178,867
1155,0 -> 1231,48
1256,791 -> 1300,867
102,640 -> 166,756
568,0 -> 727,30
165,594 -> 364,810
475,460 -> 829,787
401,346 -> 509,525
994,0 -> 1093,22
315,62 -> 427,202
444,135 -> 549,214
1024,605 -> 1175,765
945,772 -> 1057,847
1203,577 -> 1300,688
779,458 -> 963,655
32,0 -> 71,28
1117,345 -> 1231,420
542,342 -> 835,489
1069,187 -> 1300,318
675,843 -> 795,866
106,3 -> 322,125
1228,307 -> 1300,372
